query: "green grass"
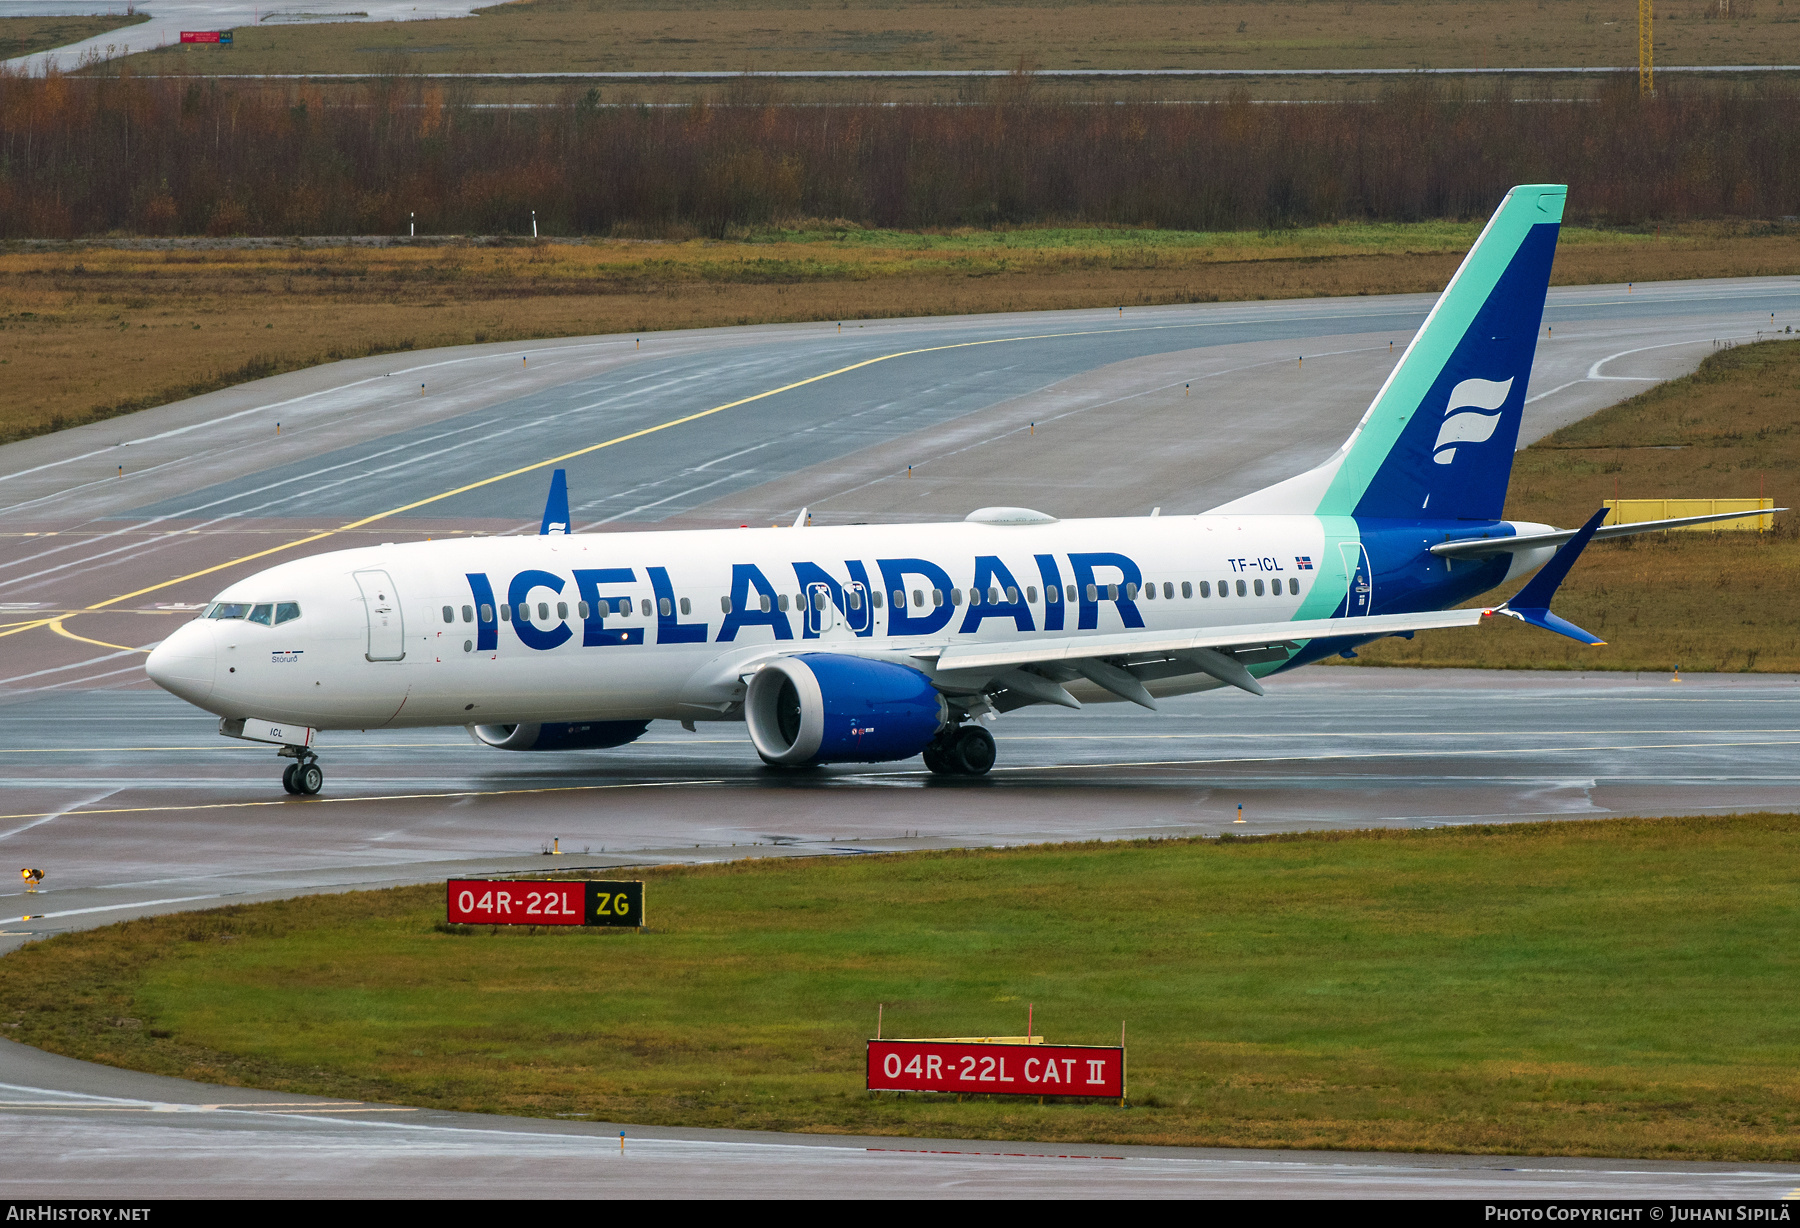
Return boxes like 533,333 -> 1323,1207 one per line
6,817 -> 1800,1158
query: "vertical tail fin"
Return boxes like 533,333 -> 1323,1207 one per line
1210,185 -> 1565,520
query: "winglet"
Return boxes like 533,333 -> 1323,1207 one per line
1497,505 -> 1608,645
539,469 -> 570,535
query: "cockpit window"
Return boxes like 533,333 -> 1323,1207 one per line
248,604 -> 274,626
275,602 -> 301,625
205,602 -> 251,620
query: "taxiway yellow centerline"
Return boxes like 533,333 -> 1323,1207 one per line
75,322 -> 1161,618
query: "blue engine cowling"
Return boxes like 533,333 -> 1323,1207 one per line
471,720 -> 651,751
745,653 -> 947,765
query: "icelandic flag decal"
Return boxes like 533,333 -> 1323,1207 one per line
1294,556 -> 1315,571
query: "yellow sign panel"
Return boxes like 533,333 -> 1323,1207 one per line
1603,498 -> 1774,533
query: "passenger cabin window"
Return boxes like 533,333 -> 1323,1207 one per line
1108,584 -> 1119,601
461,605 -> 473,623
442,605 -> 454,624
537,602 -> 549,621
499,604 -> 511,621
1027,586 -> 1038,603
659,597 -> 672,616
1197,581 -> 1208,598
276,602 -> 301,625
1288,578 -> 1300,595
1164,582 -> 1175,600
951,589 -> 963,607
1217,581 -> 1228,598
1124,582 -> 1137,600
641,599 -> 652,617
1085,584 -> 1098,602
1235,580 -> 1247,597
848,590 -> 862,610
205,602 -> 251,620
1005,586 -> 1017,604
759,595 -> 772,613
557,602 -> 569,620
1046,586 -> 1058,604
931,589 -> 943,607
679,597 -> 692,615
578,601 -> 590,619
872,591 -> 883,609
1253,579 -> 1265,597
481,604 -> 494,623
1065,584 -> 1077,602
721,596 -> 733,613
248,604 -> 274,626
778,594 -> 790,612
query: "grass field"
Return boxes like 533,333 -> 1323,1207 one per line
4,221 -> 1795,446
129,0 -> 1798,78
0,13 -> 145,62
6,817 -> 1800,1159
1336,338 -> 1800,673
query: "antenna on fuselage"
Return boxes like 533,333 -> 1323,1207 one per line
539,469 -> 570,535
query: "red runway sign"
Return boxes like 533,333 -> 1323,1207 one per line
180,31 -> 232,43
447,879 -> 643,927
867,1040 -> 1125,1098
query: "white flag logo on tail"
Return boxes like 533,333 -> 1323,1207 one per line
1432,377 -> 1514,465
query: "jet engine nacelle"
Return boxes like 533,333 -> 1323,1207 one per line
746,653 -> 948,766
470,720 -> 651,751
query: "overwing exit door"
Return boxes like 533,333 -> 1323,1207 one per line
354,569 -> 406,661
1338,543 -> 1374,618
804,583 -> 837,636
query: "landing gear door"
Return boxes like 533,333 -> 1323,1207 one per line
1337,543 -> 1374,618
354,569 -> 406,661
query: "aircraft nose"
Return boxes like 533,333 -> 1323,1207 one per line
145,618 -> 216,705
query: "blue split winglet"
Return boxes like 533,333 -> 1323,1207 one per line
1497,505 -> 1609,645
539,469 -> 570,535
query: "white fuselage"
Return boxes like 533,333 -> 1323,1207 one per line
147,513 -> 1357,730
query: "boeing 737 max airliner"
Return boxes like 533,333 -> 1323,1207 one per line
144,185 -> 1780,795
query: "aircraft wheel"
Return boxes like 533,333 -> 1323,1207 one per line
950,725 -> 996,777
922,740 -> 953,775
281,763 -> 299,794
295,762 -> 324,795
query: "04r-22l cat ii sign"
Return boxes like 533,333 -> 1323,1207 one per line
868,1039 -> 1125,1099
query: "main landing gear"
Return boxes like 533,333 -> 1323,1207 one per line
280,748 -> 324,796
923,724 -> 996,778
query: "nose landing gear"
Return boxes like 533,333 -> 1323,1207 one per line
279,749 -> 324,795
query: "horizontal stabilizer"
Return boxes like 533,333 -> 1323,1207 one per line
1432,507 -> 1788,558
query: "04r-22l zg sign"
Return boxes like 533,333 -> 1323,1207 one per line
867,1040 -> 1125,1099
446,879 -> 644,927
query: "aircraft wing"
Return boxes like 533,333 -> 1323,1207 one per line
901,607 -> 1495,710
928,608 -> 1490,673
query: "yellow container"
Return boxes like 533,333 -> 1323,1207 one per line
1602,498 -> 1775,533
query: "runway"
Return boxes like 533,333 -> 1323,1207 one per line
2,278 -> 1798,1197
